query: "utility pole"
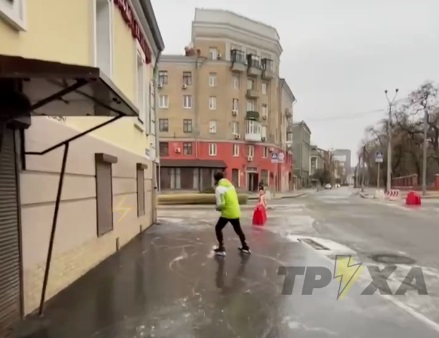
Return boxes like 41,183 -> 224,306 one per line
361,146 -> 366,192
384,89 -> 399,192
422,102 -> 428,196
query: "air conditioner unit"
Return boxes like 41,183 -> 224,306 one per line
175,148 -> 181,153
247,156 -> 253,162
261,137 -> 266,141
262,115 -> 267,120
158,83 -> 163,88
232,110 -> 238,116
234,134 -> 240,139
182,83 -> 187,89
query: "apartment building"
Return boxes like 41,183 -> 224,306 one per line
157,9 -> 294,192
278,79 -> 296,191
292,121 -> 312,188
0,0 -> 163,333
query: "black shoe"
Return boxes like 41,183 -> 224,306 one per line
238,246 -> 251,255
214,247 -> 226,256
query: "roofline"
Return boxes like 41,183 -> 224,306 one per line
279,78 -> 296,102
140,0 -> 165,52
293,120 -> 311,134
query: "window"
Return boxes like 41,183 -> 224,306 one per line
248,145 -> 255,157
209,48 -> 218,60
183,119 -> 192,133
233,144 -> 240,157
183,142 -> 193,155
209,96 -> 217,110
159,142 -> 169,156
247,79 -> 255,90
159,119 -> 168,132
136,163 -> 146,217
136,49 -> 146,123
287,132 -> 293,142
159,95 -> 168,108
232,169 -> 239,187
209,120 -> 217,133
262,82 -> 268,94
246,99 -> 256,111
233,75 -> 240,89
209,143 -> 217,156
95,153 -> 116,237
262,147 -> 268,158
262,126 -> 267,139
232,99 -> 239,112
209,73 -> 217,87
262,104 -> 268,118
183,95 -> 192,109
232,121 -> 239,134
95,0 -> 114,77
158,70 -> 168,86
170,168 -> 181,189
183,71 -> 192,85
246,120 -> 261,134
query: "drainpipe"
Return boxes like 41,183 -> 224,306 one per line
153,50 -> 162,192
194,55 -> 206,160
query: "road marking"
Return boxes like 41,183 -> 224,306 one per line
289,235 -> 439,333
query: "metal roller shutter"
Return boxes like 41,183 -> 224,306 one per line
96,161 -> 113,236
0,128 -> 21,333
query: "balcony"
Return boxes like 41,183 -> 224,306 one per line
247,54 -> 262,77
245,110 -> 260,121
285,108 -> 292,118
245,118 -> 262,142
246,89 -> 258,99
230,49 -> 247,73
261,58 -> 274,80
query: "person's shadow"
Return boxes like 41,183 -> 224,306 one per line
214,253 -> 250,293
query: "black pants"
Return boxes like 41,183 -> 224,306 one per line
215,217 -> 247,248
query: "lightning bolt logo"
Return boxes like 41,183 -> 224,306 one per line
333,255 -> 364,300
114,196 -> 132,223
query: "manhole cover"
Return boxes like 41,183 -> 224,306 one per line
370,254 -> 416,264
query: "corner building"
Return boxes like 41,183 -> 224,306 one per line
0,0 -> 163,332
158,9 -> 294,192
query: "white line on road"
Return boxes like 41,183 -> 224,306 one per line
288,235 -> 439,333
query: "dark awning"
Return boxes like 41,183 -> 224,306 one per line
0,54 -> 138,117
160,159 -> 227,168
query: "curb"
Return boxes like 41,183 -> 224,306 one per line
158,204 -> 256,210
248,193 -> 307,200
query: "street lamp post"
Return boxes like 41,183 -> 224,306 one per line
384,89 -> 399,192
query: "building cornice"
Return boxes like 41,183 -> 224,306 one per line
192,23 -> 282,56
138,0 -> 164,52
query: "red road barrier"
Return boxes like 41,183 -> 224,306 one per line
406,191 -> 421,206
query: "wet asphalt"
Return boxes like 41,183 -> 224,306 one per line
13,187 -> 439,337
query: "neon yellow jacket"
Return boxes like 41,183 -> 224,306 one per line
215,178 -> 241,219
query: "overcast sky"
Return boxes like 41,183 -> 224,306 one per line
151,0 -> 439,164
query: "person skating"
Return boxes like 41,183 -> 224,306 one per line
213,172 -> 251,256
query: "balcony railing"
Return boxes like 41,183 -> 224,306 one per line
245,119 -> 262,142
245,110 -> 260,121
261,58 -> 274,80
247,54 -> 262,77
230,49 -> 247,73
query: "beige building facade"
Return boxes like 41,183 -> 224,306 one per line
0,0 -> 163,333
158,9 -> 295,192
